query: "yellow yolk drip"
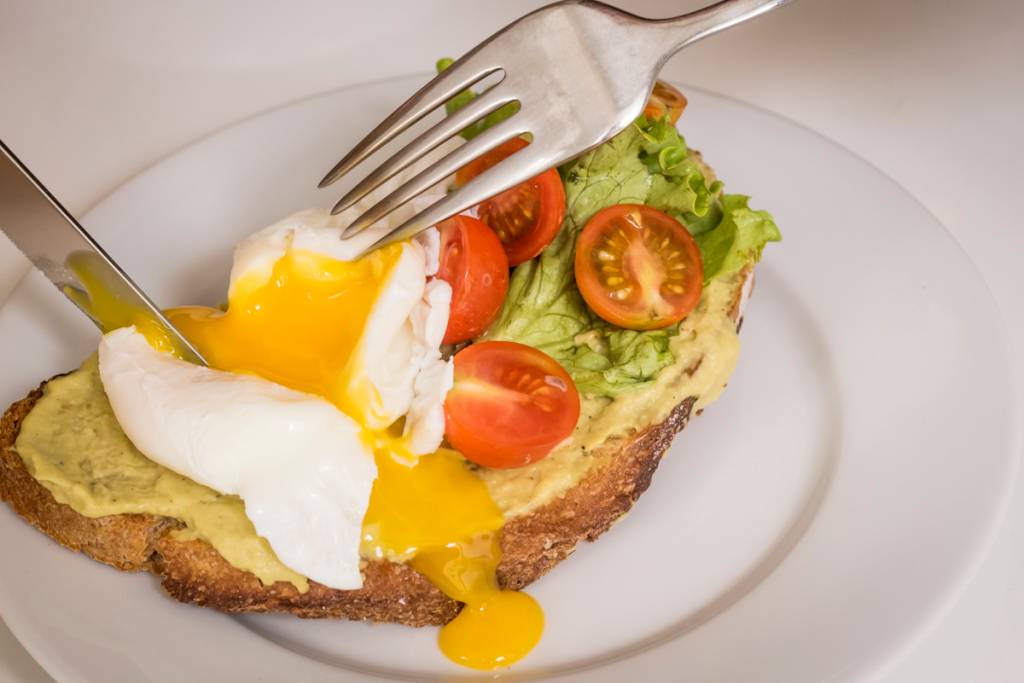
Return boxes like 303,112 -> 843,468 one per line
363,447 -> 543,670
65,251 -> 181,355
163,245 -> 542,670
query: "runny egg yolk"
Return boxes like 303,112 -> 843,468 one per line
169,247 -> 393,413
163,244 -> 543,670
363,446 -> 543,669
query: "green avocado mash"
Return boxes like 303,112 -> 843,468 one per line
15,357 -> 308,593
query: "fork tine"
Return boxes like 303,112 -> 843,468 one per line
331,87 -> 518,215
339,119 -> 527,239
318,55 -> 502,189
358,140 -> 554,255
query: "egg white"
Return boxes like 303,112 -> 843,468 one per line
228,208 -> 452,451
99,327 -> 376,589
98,162 -> 459,587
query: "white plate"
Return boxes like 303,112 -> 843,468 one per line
0,75 -> 1018,683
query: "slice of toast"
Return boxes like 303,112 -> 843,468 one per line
0,269 -> 750,627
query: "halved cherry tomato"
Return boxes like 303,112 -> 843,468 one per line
574,204 -> 703,330
444,341 -> 580,468
436,216 -> 510,344
643,80 -> 688,125
455,138 -> 566,266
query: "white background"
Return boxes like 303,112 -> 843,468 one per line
1,0 -> 1022,681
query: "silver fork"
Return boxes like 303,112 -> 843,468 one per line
319,0 -> 789,255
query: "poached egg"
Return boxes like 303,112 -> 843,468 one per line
99,326 -> 376,589
96,193 -> 542,668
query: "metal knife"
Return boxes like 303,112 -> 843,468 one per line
0,139 -> 207,365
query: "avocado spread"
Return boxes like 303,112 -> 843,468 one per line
14,357 -> 309,593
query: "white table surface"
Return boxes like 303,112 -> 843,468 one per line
1,1 -> 1022,681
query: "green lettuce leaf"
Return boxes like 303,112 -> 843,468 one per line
566,324 -> 677,396
484,220 -> 588,358
561,126 -> 652,229
636,116 -> 688,170
635,116 -> 717,221
695,194 -> 782,283
648,168 -> 712,218
680,199 -> 723,237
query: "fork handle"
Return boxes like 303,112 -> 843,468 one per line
649,0 -> 789,58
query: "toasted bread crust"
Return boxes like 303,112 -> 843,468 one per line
0,272 -> 749,626
497,397 -> 696,589
153,536 -> 458,624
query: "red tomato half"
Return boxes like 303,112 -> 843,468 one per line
455,138 -> 566,266
643,80 -> 688,124
444,341 -> 580,468
574,204 -> 703,330
436,216 -> 510,344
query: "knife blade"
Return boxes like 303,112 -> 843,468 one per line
0,139 -> 207,365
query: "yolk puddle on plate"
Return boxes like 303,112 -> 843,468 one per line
163,244 -> 543,670
363,445 -> 543,670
